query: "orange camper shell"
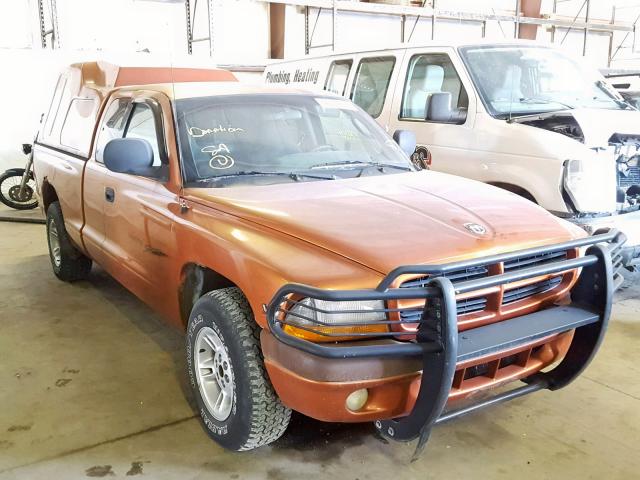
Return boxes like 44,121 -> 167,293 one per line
39,61 -> 237,158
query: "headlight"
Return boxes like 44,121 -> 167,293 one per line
563,159 -> 584,209
283,298 -> 388,342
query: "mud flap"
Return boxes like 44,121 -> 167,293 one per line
374,277 -> 458,459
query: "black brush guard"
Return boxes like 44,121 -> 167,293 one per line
266,230 -> 625,451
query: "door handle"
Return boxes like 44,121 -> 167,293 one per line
105,187 -> 115,203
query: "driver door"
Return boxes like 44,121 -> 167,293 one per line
101,92 -> 180,318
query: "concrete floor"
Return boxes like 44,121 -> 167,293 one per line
0,219 -> 639,480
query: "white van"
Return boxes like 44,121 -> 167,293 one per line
264,40 -> 640,268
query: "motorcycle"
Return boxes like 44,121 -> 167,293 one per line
0,143 -> 38,210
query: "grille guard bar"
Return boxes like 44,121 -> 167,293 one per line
265,230 -> 625,451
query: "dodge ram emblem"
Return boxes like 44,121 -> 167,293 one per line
464,223 -> 487,235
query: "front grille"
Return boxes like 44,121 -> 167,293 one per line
398,250 -> 570,320
399,265 -> 488,289
400,296 -> 488,322
618,165 -> 640,189
504,251 -> 567,271
502,276 -> 563,305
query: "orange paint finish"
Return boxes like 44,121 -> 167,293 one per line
33,70 -> 590,425
264,331 -> 573,422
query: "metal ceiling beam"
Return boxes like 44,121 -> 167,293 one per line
38,0 -> 60,49
257,0 -> 634,33
185,0 -> 215,56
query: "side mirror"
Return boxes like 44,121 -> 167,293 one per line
426,92 -> 467,124
22,143 -> 32,155
103,138 -> 155,176
393,129 -> 417,158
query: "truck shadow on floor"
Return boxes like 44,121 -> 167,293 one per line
84,266 -> 380,452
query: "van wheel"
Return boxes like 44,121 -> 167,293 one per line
186,288 -> 291,451
46,201 -> 92,282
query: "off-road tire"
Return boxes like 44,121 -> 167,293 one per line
46,201 -> 92,281
186,287 -> 291,451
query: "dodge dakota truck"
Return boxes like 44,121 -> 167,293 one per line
34,61 -> 625,453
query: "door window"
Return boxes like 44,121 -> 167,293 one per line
401,53 -> 469,121
350,57 -> 395,118
324,60 -> 352,96
124,103 -> 163,167
95,99 -> 130,163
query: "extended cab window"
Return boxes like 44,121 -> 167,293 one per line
95,98 -> 130,163
60,98 -> 98,154
43,76 -> 67,139
124,103 -> 163,167
350,57 -> 395,118
324,60 -> 352,96
401,53 -> 469,122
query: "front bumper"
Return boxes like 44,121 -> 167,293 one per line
265,230 -> 625,448
572,209 -> 640,266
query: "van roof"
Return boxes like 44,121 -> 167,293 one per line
266,39 -> 548,65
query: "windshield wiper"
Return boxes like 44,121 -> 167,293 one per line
596,80 -> 631,109
196,171 -> 334,183
518,97 -> 575,110
310,160 -> 413,172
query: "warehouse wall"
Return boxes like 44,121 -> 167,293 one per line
0,0 -> 637,172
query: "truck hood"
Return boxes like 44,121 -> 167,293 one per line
514,108 -> 640,149
184,171 -> 581,274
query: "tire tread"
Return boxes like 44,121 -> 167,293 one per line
203,288 -> 291,450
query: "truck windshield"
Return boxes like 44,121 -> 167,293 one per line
175,94 -> 414,187
459,45 -> 629,118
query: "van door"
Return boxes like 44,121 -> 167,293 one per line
349,53 -> 403,129
387,47 -> 477,176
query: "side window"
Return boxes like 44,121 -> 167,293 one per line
60,98 -> 98,154
324,60 -> 352,96
43,76 -> 67,139
350,57 -> 395,118
401,53 -> 469,122
124,103 -> 163,167
95,98 -> 130,163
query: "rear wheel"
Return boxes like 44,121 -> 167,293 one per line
186,288 -> 291,451
46,201 -> 92,281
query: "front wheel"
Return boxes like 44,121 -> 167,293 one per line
186,288 -> 291,451
0,170 -> 38,210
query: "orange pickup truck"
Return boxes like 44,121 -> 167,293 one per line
33,61 -> 625,453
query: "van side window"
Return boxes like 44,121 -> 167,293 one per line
324,60 -> 352,96
401,53 -> 469,122
124,103 -> 163,167
95,99 -> 130,163
350,57 -> 395,118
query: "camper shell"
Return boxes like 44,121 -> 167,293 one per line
39,61 -> 236,159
